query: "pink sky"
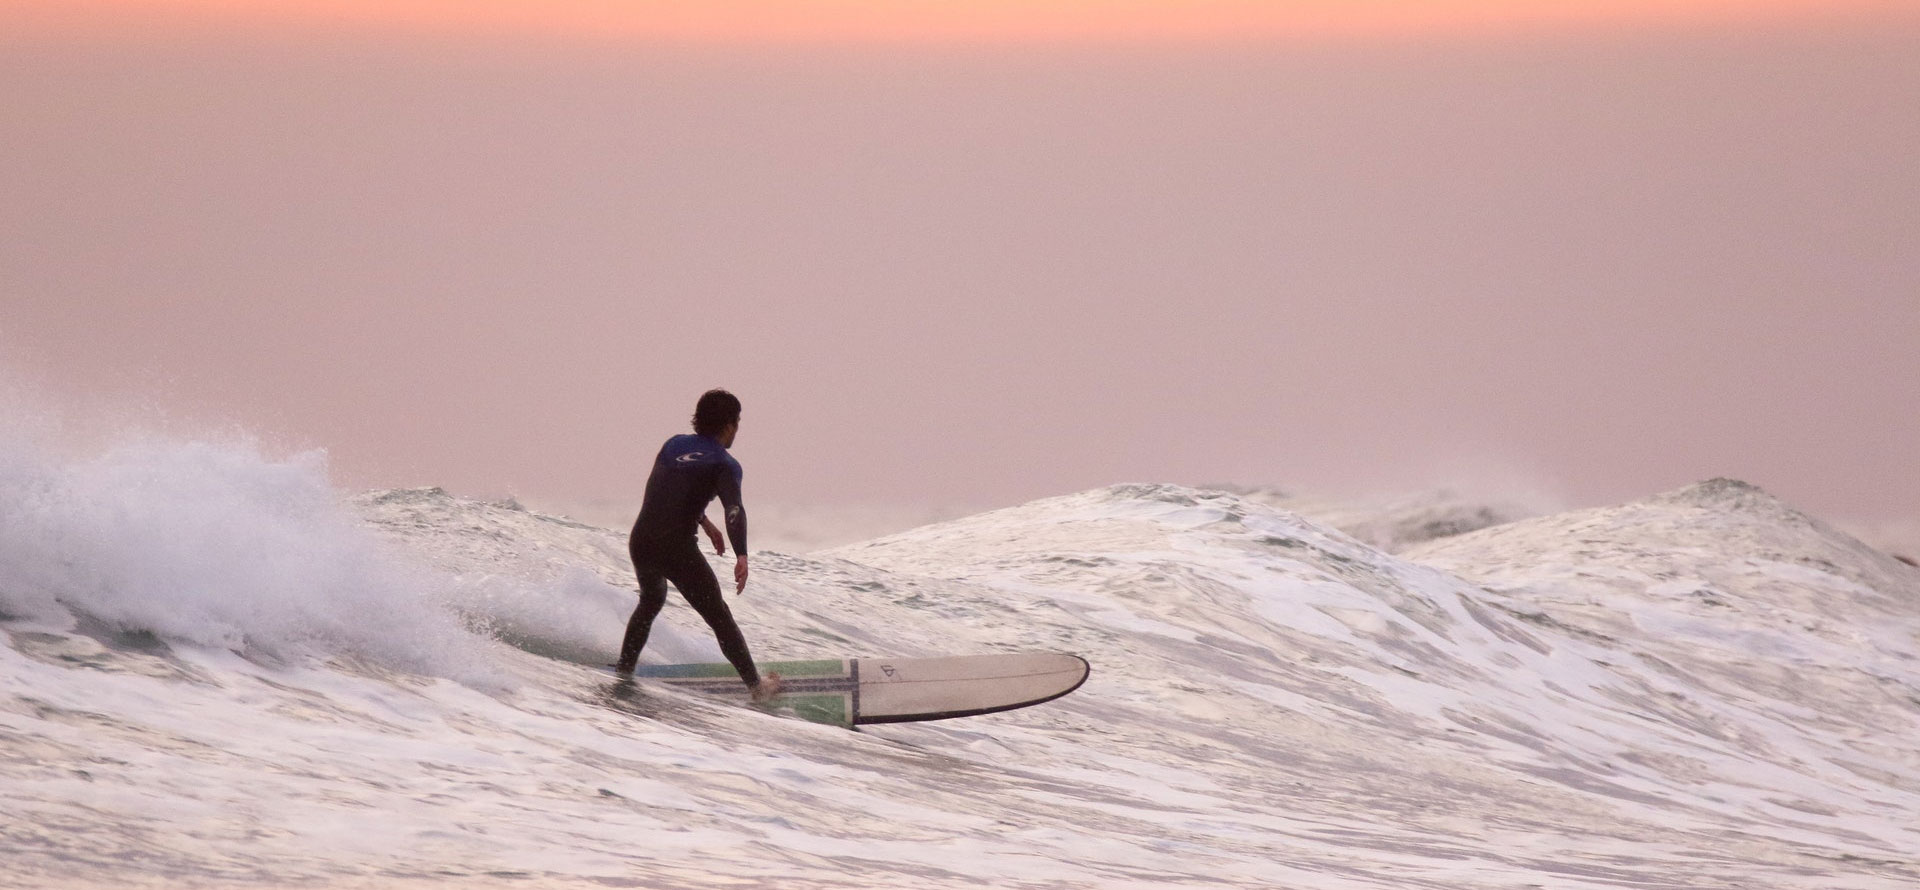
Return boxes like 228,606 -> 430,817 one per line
3,5 -> 1917,521
10,0 -> 1901,44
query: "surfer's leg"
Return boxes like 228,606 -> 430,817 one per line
615,573 -> 669,674
664,553 -> 762,690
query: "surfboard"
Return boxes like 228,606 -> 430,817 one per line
620,653 -> 1089,728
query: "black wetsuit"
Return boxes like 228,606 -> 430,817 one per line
617,433 -> 758,685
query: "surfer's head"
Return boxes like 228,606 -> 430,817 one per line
693,389 -> 742,442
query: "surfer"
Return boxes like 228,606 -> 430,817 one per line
617,389 -> 781,702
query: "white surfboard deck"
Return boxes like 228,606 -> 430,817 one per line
618,653 -> 1089,728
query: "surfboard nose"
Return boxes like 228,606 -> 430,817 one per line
853,653 -> 1090,725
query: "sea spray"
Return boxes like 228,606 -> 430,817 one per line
0,427 -> 500,683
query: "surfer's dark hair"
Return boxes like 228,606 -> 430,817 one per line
692,389 -> 742,437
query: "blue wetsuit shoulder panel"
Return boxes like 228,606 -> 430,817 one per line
632,434 -> 747,553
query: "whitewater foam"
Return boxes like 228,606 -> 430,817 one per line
5,449 -> 1919,888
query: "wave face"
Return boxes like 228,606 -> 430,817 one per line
4,439 -> 1920,888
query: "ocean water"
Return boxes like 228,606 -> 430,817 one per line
3,433 -> 1919,888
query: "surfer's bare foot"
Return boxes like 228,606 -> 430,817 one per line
750,673 -> 783,704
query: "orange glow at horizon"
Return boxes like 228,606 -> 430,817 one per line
10,0 -> 1906,46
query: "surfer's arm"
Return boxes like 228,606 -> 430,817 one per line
716,463 -> 748,592
715,464 -> 747,555
700,515 -> 725,555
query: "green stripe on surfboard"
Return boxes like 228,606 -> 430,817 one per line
624,660 -> 854,727
630,659 -> 848,680
783,693 -> 851,727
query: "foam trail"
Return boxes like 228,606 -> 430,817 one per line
351,487 -> 726,667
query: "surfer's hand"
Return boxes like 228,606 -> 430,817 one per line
734,554 -> 749,594
700,516 -> 725,554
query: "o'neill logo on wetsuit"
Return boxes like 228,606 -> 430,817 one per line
675,452 -> 705,463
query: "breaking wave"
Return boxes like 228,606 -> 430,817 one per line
0,428 -> 499,682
